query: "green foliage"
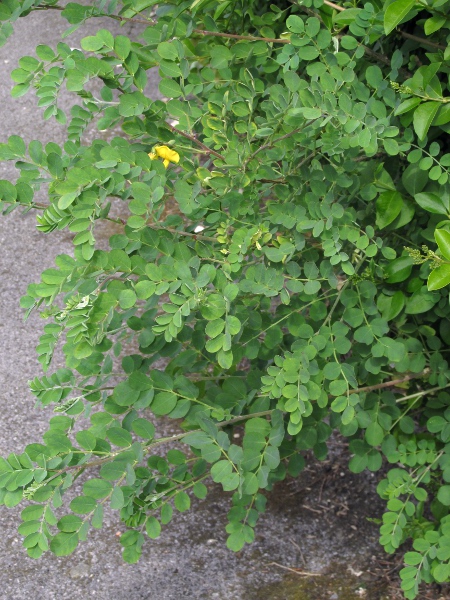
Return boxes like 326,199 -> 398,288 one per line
2,0 -> 450,596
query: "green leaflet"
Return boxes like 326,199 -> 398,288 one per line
384,0 -> 416,35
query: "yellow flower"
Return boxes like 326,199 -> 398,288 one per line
148,145 -> 180,168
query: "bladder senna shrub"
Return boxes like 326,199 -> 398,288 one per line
1,0 -> 450,596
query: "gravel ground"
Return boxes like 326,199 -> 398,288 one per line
0,6 -> 409,600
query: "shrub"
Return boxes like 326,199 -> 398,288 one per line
1,0 -> 450,596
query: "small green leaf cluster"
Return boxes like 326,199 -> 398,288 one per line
2,0 -> 450,596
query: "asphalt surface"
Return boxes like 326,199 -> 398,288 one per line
0,7 -> 385,600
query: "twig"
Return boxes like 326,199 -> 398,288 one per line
320,0 -> 446,53
353,42 -> 410,76
97,274 -> 129,292
109,14 -> 289,44
322,0 -> 446,54
96,12 -> 156,26
268,561 -> 322,576
301,504 -> 323,514
33,4 -> 65,10
291,0 -> 410,75
297,151 -> 316,169
258,178 -> 286,184
37,1 -> 418,80
399,31 -> 446,50
289,538 -> 306,565
354,152 -> 384,163
323,0 -> 345,11
360,44 -> 392,68
321,254 -> 365,330
147,223 -> 216,242
42,368 -> 442,482
395,381 -> 450,403
318,474 -> 328,503
165,122 -> 225,161
251,126 -> 307,159
1,200 -> 48,210
348,371 -> 429,396
34,5 -> 289,44
48,409 -> 277,477
193,29 -> 287,44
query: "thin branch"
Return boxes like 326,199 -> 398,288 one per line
258,178 -> 286,184
323,0 -> 345,11
349,371 -> 429,396
1,200 -> 48,210
315,0 -> 446,52
33,4 -> 65,10
352,40 -> 410,76
251,126 -> 306,159
399,31 -> 446,50
147,223 -> 216,242
292,1 -> 410,76
297,151 -> 316,168
39,5 -> 288,44
193,29 -> 288,44
268,562 -> 322,576
48,409 -> 276,476
165,122 -> 225,161
44,369 -> 442,481
395,382 -> 450,403
321,254 -> 366,330
91,11 -> 156,26
354,152 -> 384,163
323,0 -> 447,56
35,2 -> 412,79
108,13 -> 289,44
320,0 -> 446,52
359,43 -> 392,68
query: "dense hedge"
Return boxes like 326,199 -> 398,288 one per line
1,0 -> 450,596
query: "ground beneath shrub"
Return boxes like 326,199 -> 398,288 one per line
0,6 -> 448,600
